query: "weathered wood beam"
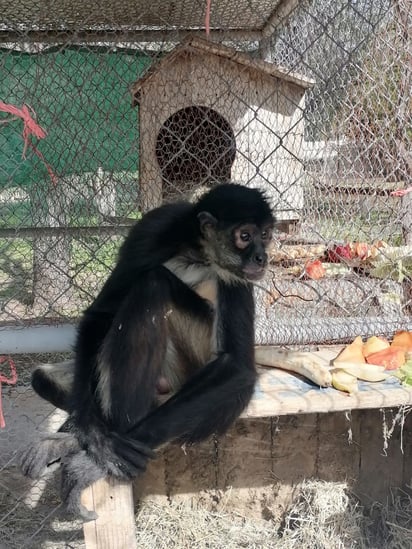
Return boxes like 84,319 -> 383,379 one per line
82,477 -> 137,549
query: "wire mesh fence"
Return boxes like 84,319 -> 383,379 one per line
0,0 -> 411,546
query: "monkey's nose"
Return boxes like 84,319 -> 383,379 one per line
254,253 -> 265,265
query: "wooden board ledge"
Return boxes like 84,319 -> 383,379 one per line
245,348 -> 412,418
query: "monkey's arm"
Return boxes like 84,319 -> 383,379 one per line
92,202 -> 192,311
114,282 -> 257,461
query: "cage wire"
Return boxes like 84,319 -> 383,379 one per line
0,0 -> 411,546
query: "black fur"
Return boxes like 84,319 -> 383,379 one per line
20,183 -> 274,521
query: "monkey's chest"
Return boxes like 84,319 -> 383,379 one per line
166,281 -> 217,361
193,279 -> 218,307
160,278 -> 218,392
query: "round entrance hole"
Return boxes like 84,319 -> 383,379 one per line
156,106 -> 236,197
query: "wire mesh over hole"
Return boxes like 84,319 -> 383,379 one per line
156,106 -> 236,198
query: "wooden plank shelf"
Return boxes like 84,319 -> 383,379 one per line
246,348 -> 412,418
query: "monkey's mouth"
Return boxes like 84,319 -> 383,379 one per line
242,266 -> 266,281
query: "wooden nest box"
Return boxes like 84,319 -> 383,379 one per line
132,36 -> 314,221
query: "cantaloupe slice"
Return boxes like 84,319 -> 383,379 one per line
391,330 -> 412,352
334,336 -> 365,364
363,335 -> 390,357
366,347 -> 406,370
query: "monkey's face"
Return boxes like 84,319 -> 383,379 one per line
198,212 -> 273,282
231,223 -> 273,281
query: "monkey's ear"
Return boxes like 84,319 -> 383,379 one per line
197,211 -> 217,235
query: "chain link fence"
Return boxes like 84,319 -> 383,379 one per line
255,0 -> 412,344
0,0 -> 411,546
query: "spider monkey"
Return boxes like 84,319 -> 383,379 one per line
20,183 -> 274,521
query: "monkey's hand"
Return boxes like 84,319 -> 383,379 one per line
109,431 -> 155,477
20,432 -> 79,479
58,435 -> 155,522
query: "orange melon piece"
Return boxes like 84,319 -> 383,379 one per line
363,336 -> 390,357
366,347 -> 406,370
334,336 -> 365,364
391,330 -> 412,352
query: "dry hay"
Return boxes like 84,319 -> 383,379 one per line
1,477 -> 412,548
134,480 -> 412,549
279,480 -> 364,547
365,488 -> 412,549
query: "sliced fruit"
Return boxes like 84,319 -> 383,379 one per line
363,335 -> 390,357
305,259 -> 326,280
369,240 -> 388,259
391,330 -> 412,352
332,362 -> 389,382
366,347 -> 406,370
334,336 -> 365,364
353,242 -> 370,260
331,369 -> 359,394
327,244 -> 353,263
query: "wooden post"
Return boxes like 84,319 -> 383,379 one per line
82,478 -> 137,549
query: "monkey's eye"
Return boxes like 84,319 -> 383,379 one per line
235,225 -> 256,249
240,231 -> 251,243
261,230 -> 272,241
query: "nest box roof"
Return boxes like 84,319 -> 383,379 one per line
131,36 -> 315,104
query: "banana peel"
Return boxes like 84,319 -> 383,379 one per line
255,347 -> 332,387
331,360 -> 392,394
331,361 -> 389,382
331,369 -> 359,394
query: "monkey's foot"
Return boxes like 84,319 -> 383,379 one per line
20,433 -> 79,479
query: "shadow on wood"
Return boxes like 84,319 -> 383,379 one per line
134,410 -> 412,520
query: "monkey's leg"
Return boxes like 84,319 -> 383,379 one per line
61,450 -> 104,522
79,269 -> 178,434
55,267 -> 207,520
20,362 -> 77,479
54,270 -> 175,520
32,360 -> 75,411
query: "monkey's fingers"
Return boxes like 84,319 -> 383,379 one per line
20,441 -> 58,478
111,434 -> 155,474
20,433 -> 78,478
20,446 -> 41,478
70,504 -> 98,523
